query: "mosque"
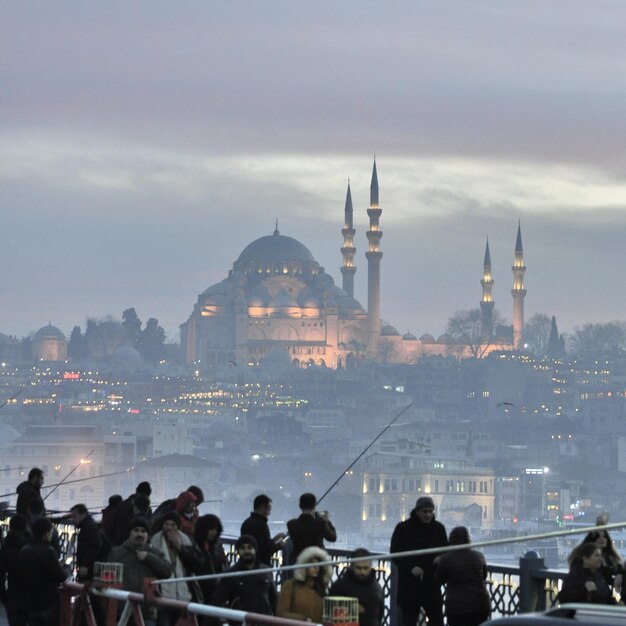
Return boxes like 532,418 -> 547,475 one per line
180,162 -> 525,369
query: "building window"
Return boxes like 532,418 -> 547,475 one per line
480,481 -> 488,493
446,480 -> 454,492
456,481 -> 465,492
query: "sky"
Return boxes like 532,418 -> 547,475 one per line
2,1 -> 626,342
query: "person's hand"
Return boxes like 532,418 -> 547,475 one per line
137,551 -> 148,561
166,530 -> 182,550
272,533 -> 286,545
411,566 -> 424,578
585,581 -> 597,592
358,604 -> 365,614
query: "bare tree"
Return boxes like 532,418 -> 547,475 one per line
446,308 -> 507,358
568,321 -> 626,354
524,313 -> 552,355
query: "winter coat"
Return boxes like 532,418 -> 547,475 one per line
241,512 -> 274,566
151,529 -> 194,602
175,491 -> 198,537
389,509 -> 448,605
100,504 -> 120,543
75,514 -> 103,579
277,546 -> 332,622
329,568 -> 385,626
107,539 -> 172,619
15,481 -> 45,520
18,539 -> 68,612
212,560 -> 277,615
558,563 -> 615,605
434,548 -> 490,618
192,538 -> 228,606
0,528 -> 30,601
286,513 -> 337,563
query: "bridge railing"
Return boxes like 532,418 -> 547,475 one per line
0,519 -> 568,624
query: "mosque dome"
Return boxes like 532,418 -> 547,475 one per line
419,333 -> 435,343
269,290 -> 299,308
247,284 -> 270,306
112,345 -> 143,364
33,324 -> 66,342
437,333 -> 452,344
402,332 -> 417,341
237,232 -> 315,263
381,325 -> 400,336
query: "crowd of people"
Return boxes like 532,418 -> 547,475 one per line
1,467 -> 622,626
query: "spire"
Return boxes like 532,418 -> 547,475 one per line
483,238 -> 491,268
515,220 -> 523,253
273,219 -> 279,236
340,180 -> 357,297
370,159 -> 379,207
345,180 -> 353,218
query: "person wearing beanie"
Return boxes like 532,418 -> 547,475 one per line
113,483 -> 153,546
212,534 -> 276,615
390,497 -> 448,626
151,511 -> 201,624
107,517 -> 172,622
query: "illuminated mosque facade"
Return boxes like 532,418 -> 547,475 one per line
180,162 -> 525,369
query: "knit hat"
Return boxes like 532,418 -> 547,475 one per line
236,534 -> 258,551
129,516 -> 150,532
415,497 -> 435,511
161,510 -> 182,528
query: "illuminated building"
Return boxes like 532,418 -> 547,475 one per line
32,323 -> 67,361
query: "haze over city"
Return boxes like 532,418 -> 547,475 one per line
3,2 -> 626,339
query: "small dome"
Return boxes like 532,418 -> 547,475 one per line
314,272 -> 335,291
33,324 -> 66,342
200,279 -> 230,297
112,345 -> 142,364
419,333 -> 435,343
382,325 -> 400,336
437,333 -> 452,344
269,290 -> 299,308
204,293 -> 228,306
337,295 -> 365,310
300,296 -> 320,308
247,284 -> 270,306
403,332 -> 417,341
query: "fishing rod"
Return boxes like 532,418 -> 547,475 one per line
44,449 -> 96,501
0,388 -> 24,411
0,466 -> 137,501
316,402 -> 414,506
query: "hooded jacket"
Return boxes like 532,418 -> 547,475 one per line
15,481 -> 45,520
175,491 -> 198,537
277,546 -> 331,623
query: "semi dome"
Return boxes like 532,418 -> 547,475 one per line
419,333 -> 435,343
237,232 -> 315,263
381,325 -> 400,336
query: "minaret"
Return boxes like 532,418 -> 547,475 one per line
366,159 -> 383,353
340,180 -> 356,297
480,238 -> 495,338
511,221 -> 527,348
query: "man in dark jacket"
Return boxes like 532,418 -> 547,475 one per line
241,494 -> 285,567
329,548 -> 384,626
70,503 -> 103,581
390,497 -> 448,626
113,483 -> 152,545
15,468 -> 45,522
286,493 -> 336,563
212,534 -> 276,615
18,517 -> 68,626
0,514 -> 30,626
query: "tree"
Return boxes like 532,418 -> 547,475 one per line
446,308 -> 507,358
67,325 -> 87,360
139,318 -> 166,362
568,322 -> 626,354
524,313 -> 552,356
122,308 -> 142,348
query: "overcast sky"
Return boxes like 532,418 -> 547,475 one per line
2,1 -> 626,341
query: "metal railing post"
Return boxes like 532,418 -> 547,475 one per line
518,550 -> 546,613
